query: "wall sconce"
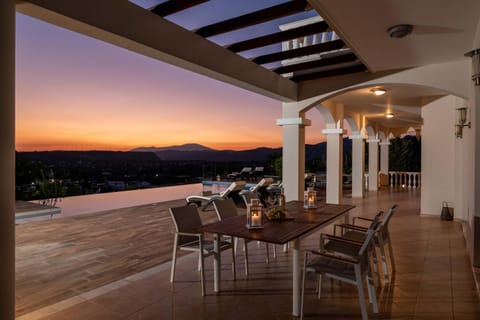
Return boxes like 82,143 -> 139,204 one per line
455,107 -> 471,138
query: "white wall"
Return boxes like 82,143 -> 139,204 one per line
421,96 -> 456,216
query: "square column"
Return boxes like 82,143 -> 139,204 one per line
350,134 -> 365,198
0,0 -> 16,319
277,117 -> 311,201
322,128 -> 344,204
380,141 -> 390,174
367,139 -> 380,191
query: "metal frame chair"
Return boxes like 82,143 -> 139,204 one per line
169,205 -> 236,296
332,204 -> 398,283
301,220 -> 380,320
185,180 -> 246,211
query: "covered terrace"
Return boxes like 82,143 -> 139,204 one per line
2,0 -> 480,319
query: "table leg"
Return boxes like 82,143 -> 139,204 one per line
213,233 -> 221,292
292,238 -> 300,316
344,212 -> 350,224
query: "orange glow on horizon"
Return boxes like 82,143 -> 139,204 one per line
15,14 -> 329,153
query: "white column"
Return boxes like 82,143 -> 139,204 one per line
0,1 -> 15,319
277,117 -> 311,201
322,128 -> 344,204
367,139 -> 380,191
467,48 -> 480,266
380,141 -> 390,174
350,134 -> 365,198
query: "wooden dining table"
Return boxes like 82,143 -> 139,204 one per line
201,200 -> 355,317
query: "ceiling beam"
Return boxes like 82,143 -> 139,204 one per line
195,0 -> 310,38
18,0 -> 298,102
150,0 -> 208,17
226,21 -> 329,52
273,51 -> 357,74
251,39 -> 345,64
290,63 -> 366,82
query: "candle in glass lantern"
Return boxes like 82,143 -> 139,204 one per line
247,198 -> 263,229
304,187 -> 317,208
251,212 -> 261,226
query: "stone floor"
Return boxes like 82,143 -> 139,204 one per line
16,188 -> 480,319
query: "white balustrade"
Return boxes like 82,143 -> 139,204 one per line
388,171 -> 421,188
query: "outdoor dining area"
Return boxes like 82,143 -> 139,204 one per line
15,186 -> 479,320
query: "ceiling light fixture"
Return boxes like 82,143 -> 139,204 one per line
371,88 -> 387,96
385,112 -> 394,119
387,24 -> 413,39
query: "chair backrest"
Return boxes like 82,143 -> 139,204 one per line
170,205 -> 203,245
213,198 -> 239,221
249,177 -> 274,192
357,214 -> 381,270
219,181 -> 246,198
239,167 -> 252,174
381,204 -> 398,227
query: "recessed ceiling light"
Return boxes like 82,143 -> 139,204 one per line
385,112 -> 394,119
387,24 -> 413,39
371,88 -> 387,96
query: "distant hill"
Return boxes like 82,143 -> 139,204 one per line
131,140 -> 352,161
131,143 -> 213,152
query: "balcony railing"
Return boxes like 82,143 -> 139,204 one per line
388,171 -> 421,188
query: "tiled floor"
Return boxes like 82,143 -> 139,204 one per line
17,188 -> 480,319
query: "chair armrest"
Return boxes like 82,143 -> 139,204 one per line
308,250 -> 358,264
352,216 -> 375,225
333,223 -> 368,236
320,233 -> 362,247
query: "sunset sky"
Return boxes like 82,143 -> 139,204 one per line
15,3 -> 326,152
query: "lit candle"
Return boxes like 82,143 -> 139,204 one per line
308,195 -> 315,207
251,213 -> 261,226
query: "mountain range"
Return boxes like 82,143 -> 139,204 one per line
130,140 -> 353,161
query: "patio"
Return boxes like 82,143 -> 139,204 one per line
16,188 -> 480,320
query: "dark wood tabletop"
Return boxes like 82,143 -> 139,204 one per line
200,201 -> 355,244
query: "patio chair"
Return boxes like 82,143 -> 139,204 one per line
240,177 -> 274,207
301,220 -> 380,320
239,167 -> 253,180
320,211 -> 384,285
169,205 -> 236,296
186,180 -> 246,211
249,166 -> 264,180
332,204 -> 398,283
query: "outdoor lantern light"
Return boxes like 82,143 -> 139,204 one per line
246,198 -> 263,229
304,187 -> 317,209
455,107 -> 471,138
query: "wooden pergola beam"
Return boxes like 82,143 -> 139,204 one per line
273,51 -> 357,74
251,39 -> 345,64
150,0 -> 208,17
195,0 -> 310,38
290,63 -> 367,82
225,21 -> 329,53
